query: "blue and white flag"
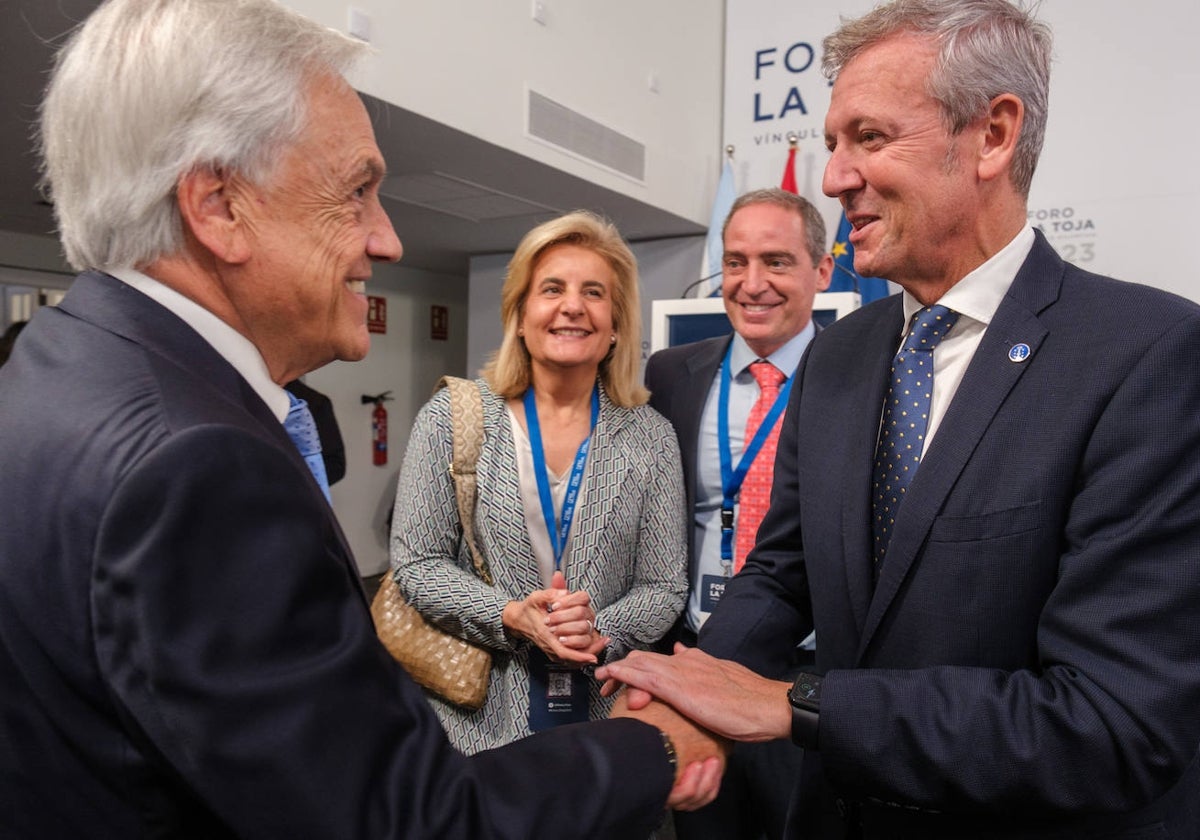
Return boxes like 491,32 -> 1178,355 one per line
700,157 -> 737,297
828,212 -> 891,304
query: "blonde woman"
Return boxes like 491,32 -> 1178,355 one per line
390,211 -> 687,753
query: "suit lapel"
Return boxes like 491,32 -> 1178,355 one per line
676,336 -> 730,482
831,300 -> 906,638
858,236 -> 1064,660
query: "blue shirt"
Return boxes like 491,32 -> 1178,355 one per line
687,323 -> 813,633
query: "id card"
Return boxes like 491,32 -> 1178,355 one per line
528,648 -> 589,731
700,573 -> 727,614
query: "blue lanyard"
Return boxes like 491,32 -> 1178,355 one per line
717,347 -> 792,566
524,384 -> 600,571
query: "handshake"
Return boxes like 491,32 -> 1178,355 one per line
596,643 -> 794,810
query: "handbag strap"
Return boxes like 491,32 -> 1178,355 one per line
435,376 -> 493,586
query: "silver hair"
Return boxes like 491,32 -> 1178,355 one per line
39,0 -> 370,271
722,188 -> 828,267
822,0 -> 1052,197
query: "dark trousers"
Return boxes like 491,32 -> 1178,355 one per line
673,738 -> 804,840
670,625 -> 808,840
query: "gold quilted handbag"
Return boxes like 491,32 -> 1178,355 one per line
372,376 -> 494,710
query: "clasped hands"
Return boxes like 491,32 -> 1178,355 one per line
597,643 -> 795,811
501,570 -> 607,665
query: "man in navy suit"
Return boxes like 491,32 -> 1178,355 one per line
602,0 -> 1200,837
645,188 -> 831,840
0,0 -> 721,836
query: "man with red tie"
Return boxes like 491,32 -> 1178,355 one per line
645,188 -> 833,840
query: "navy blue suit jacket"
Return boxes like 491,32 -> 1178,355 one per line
0,271 -> 671,838
701,233 -> 1200,838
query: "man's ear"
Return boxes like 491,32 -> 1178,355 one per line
814,252 -> 834,292
977,93 -> 1023,184
176,166 -> 252,265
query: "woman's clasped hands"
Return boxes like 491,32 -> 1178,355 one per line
502,570 -> 609,665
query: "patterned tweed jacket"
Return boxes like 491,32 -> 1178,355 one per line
390,379 -> 688,754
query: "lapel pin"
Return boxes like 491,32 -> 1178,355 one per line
1008,343 -> 1031,363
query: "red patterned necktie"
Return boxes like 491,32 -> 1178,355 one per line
734,360 -> 787,573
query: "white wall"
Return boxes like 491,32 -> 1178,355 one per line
721,0 -> 1200,304
280,0 -> 726,226
306,263 -> 469,577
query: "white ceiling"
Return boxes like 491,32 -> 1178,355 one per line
0,0 -> 703,276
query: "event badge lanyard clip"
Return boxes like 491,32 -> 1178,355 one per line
523,384 -> 599,731
717,346 -> 792,576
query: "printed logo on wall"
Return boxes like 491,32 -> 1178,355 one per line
1027,205 -> 1097,267
722,0 -> 878,241
724,0 -> 1107,287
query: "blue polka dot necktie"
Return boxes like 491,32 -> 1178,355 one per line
871,304 -> 959,569
284,391 -> 331,502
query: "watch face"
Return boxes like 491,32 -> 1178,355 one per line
790,674 -> 821,706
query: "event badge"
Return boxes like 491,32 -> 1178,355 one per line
700,573 -> 727,613
528,648 -> 589,731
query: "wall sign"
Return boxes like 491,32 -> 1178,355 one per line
367,295 -> 387,334
431,305 -> 448,341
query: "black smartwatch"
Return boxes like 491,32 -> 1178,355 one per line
787,672 -> 822,749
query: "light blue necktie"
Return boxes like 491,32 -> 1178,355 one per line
284,391 -> 331,502
871,304 -> 959,569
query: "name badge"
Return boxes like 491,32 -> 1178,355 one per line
528,648 -> 589,731
700,573 -> 727,614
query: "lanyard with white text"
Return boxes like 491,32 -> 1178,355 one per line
718,347 -> 792,569
524,384 -> 600,571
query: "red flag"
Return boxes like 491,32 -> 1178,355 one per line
780,145 -> 798,193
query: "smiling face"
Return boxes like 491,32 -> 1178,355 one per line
822,34 -> 983,297
721,202 -> 832,358
228,72 -> 402,381
519,243 -> 616,380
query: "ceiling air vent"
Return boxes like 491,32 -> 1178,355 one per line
527,90 -> 645,183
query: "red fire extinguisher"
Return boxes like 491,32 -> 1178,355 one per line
361,391 -> 393,466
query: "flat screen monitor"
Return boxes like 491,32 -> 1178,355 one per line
649,291 -> 861,353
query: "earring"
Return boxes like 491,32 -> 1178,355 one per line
610,335 -> 617,344
518,328 -> 525,337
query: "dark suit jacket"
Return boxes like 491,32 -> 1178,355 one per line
645,333 -> 733,572
0,271 -> 671,839
700,232 -> 1200,838
646,330 -> 815,669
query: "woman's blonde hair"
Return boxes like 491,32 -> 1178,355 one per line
481,211 -> 648,407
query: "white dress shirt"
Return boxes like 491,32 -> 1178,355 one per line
688,322 -> 814,632
899,225 -> 1036,453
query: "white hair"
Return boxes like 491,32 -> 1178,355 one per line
39,0 -> 370,271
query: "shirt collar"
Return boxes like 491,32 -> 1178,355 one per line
902,225 -> 1036,329
728,319 -> 815,379
110,267 -> 290,421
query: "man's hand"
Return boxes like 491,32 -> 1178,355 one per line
598,643 -> 793,743
609,690 -> 728,811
